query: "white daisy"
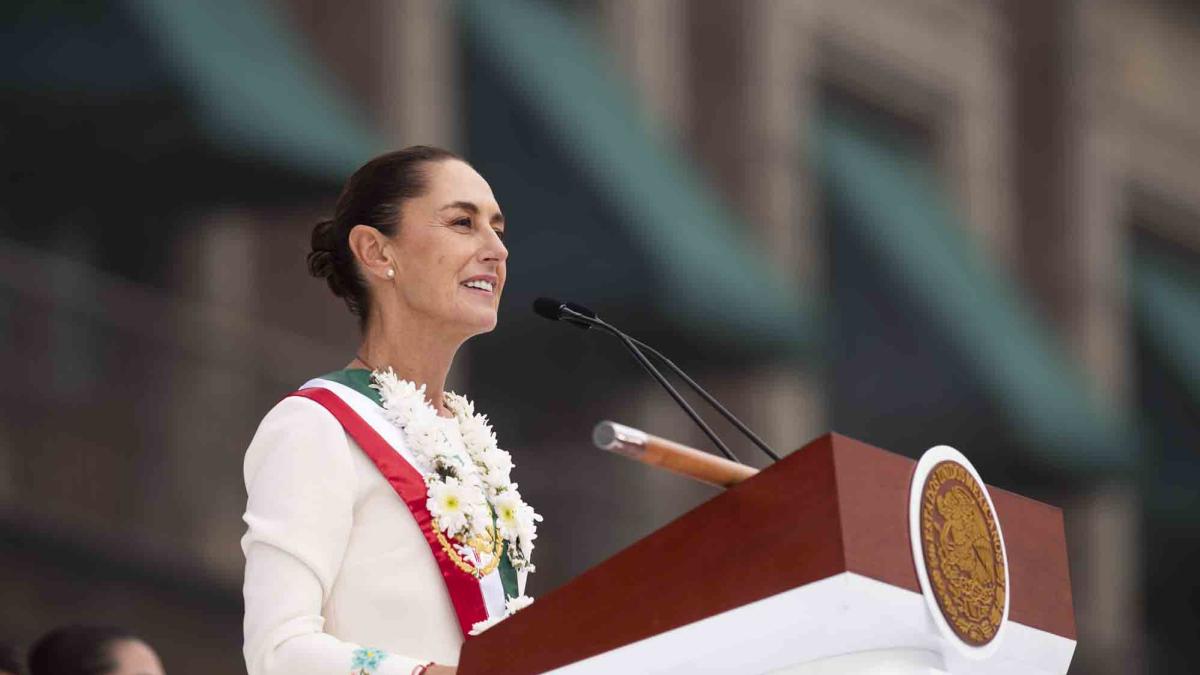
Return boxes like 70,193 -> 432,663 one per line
492,490 -> 525,541
427,478 -> 472,536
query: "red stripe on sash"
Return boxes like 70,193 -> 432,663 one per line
289,387 -> 488,636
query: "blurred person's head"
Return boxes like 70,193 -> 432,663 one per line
308,145 -> 508,342
0,640 -> 21,675
28,626 -> 164,675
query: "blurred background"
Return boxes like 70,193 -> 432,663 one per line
1,0 -> 1197,672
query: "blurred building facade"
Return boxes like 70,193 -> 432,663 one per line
2,1 -> 1198,673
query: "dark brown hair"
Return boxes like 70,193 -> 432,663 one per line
307,145 -> 464,328
28,625 -> 142,675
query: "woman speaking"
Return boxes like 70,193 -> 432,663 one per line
241,147 -> 541,675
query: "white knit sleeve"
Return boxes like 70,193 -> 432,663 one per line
240,396 -> 427,675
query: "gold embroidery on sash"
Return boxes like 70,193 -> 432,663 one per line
433,518 -> 502,578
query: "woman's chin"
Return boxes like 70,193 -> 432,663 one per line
460,308 -> 499,335
470,320 -> 497,335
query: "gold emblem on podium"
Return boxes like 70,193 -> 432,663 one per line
918,460 -> 1007,646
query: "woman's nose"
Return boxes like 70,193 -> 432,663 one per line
482,230 -> 508,262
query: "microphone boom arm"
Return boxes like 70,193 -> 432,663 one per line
560,306 -> 780,463
623,335 -> 781,462
562,307 -> 745,465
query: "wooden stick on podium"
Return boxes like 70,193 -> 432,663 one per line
592,420 -> 759,488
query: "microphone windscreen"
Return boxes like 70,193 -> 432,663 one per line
562,302 -> 597,321
533,297 -> 566,321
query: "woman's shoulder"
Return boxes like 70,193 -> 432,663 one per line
261,367 -> 384,433
253,368 -> 371,435
243,392 -> 352,483
256,392 -> 342,434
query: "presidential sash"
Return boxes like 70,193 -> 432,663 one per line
288,380 -> 508,636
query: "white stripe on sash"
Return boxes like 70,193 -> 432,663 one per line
301,378 -> 509,620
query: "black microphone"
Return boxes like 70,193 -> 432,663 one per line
533,297 -> 781,463
532,297 -> 595,329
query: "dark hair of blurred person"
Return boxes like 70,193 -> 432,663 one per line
0,640 -> 22,675
307,145 -> 463,329
27,626 -> 164,675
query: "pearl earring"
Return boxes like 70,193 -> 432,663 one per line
386,268 -> 395,279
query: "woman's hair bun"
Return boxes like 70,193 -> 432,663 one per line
307,219 -> 337,280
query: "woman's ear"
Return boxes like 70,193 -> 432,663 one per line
348,224 -> 396,281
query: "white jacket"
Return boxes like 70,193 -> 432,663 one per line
241,395 -> 464,674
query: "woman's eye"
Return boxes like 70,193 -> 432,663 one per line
453,218 -> 472,228
492,228 -> 506,241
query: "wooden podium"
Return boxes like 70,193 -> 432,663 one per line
459,433 -> 1076,674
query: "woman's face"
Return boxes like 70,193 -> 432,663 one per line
388,159 -> 508,336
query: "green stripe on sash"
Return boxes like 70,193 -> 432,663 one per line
499,541 -> 520,600
318,368 -> 382,405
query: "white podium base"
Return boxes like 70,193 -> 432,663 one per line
551,572 -> 1074,674
772,648 -> 947,675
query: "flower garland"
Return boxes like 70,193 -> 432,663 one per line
370,369 -> 542,578
469,594 -> 535,636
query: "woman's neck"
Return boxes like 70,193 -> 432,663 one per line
351,312 -> 464,417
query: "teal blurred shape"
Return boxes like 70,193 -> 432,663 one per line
126,0 -> 384,179
1133,249 -> 1200,407
816,111 -> 1135,473
457,0 -> 814,356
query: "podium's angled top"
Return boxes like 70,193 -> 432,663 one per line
459,433 -> 1075,674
